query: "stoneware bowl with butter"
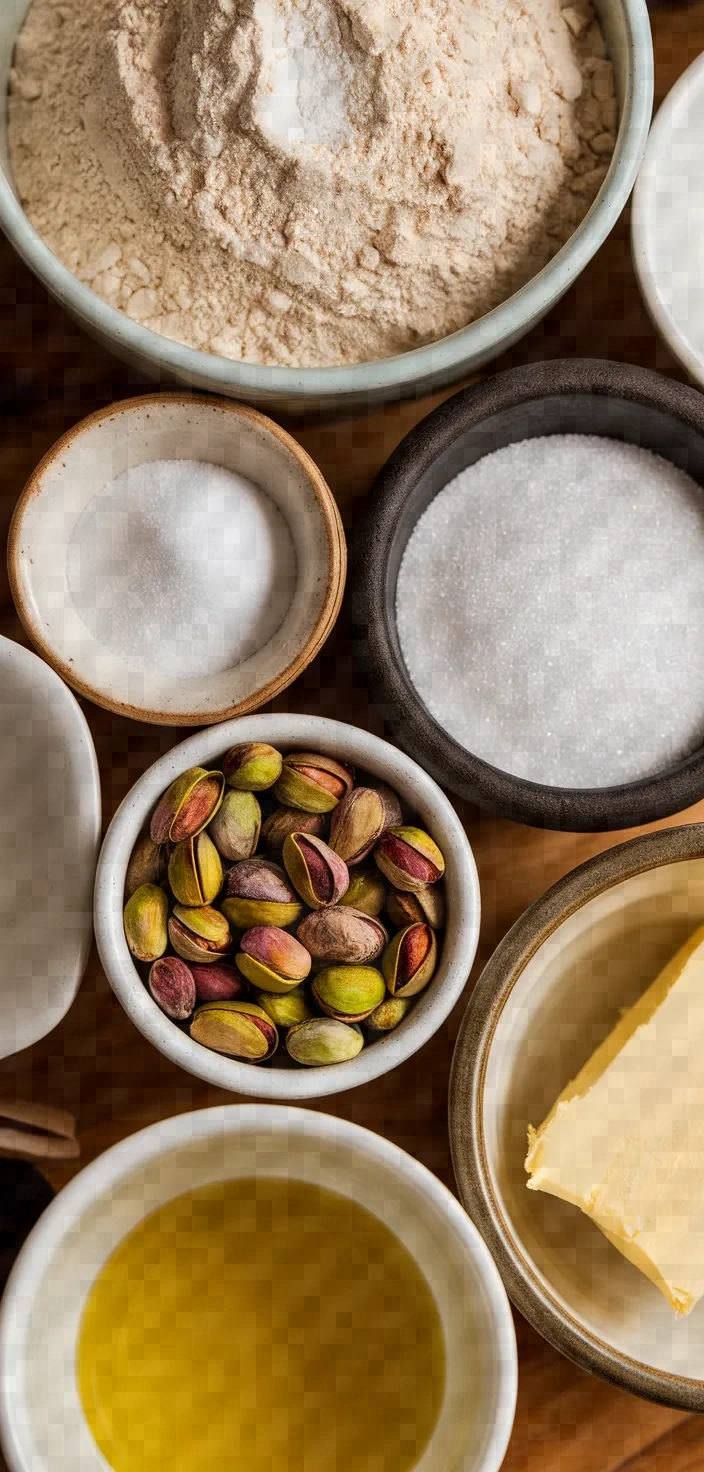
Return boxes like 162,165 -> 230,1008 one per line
0,1 -> 651,414
8,394 -> 346,725
95,713 -> 480,1101
450,822 -> 704,1409
0,1104 -> 518,1472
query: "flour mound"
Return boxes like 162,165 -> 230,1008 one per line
9,0 -> 617,367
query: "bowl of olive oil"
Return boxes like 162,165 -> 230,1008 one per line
0,1105 -> 516,1472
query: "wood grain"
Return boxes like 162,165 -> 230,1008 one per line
3,3 -> 704,1465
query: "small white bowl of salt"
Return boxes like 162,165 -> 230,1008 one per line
7,395 -> 346,724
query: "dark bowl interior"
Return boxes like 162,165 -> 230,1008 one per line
349,359 -> 704,831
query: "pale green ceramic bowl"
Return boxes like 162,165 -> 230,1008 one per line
0,0 -> 653,414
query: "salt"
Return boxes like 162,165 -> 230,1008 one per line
396,435 -> 704,789
67,459 -> 297,679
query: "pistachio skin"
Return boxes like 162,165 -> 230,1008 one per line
222,858 -> 303,930
123,884 -> 168,963
339,870 -> 386,917
382,923 -> 438,998
375,827 -> 445,892
328,787 -> 386,866
282,832 -> 349,909
190,962 -> 249,1003
311,964 -> 386,1023
261,807 -> 327,854
168,904 -> 232,964
387,884 -> 446,930
223,742 -> 283,792
190,1001 -> 278,1061
297,906 -> 387,964
366,996 -> 413,1033
168,830 -> 223,907
150,767 -> 224,844
207,789 -> 261,862
274,752 -> 355,814
286,1016 -> 364,1066
125,833 -> 167,899
254,986 -> 312,1030
236,925 -> 312,994
148,956 -> 196,1020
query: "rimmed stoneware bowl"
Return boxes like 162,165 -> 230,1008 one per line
350,358 -> 704,832
0,1 -> 651,415
7,394 -> 345,725
95,713 -> 480,1101
450,822 -> 704,1410
0,1104 -> 518,1472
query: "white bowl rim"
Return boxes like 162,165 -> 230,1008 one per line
631,50 -> 704,388
0,1103 -> 518,1472
0,0 -> 653,401
94,713 -> 481,1100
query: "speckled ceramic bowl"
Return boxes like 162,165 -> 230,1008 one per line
8,394 -> 345,725
450,822 -> 704,1410
95,714 -> 480,1101
0,0 -> 652,413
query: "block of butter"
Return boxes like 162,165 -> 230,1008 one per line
525,924 -> 704,1315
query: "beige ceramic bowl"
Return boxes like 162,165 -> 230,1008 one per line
450,823 -> 704,1409
7,394 -> 345,725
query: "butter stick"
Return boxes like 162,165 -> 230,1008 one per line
525,924 -> 704,1315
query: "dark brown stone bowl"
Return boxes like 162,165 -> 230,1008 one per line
349,359 -> 704,831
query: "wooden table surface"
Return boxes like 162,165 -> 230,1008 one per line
3,7 -> 704,1466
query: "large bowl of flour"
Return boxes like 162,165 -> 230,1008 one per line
0,0 -> 651,412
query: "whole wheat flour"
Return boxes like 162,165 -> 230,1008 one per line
8,0 -> 617,368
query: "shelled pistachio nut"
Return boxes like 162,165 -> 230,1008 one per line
148,955 -> 196,1020
190,1000 -> 278,1061
387,884 -> 445,930
168,904 -> 232,964
236,925 -> 311,994
339,869 -> 386,917
311,964 -> 385,1023
297,906 -> 387,964
382,923 -> 437,998
125,832 -> 167,899
328,787 -> 387,865
223,742 -> 283,792
207,788 -> 261,862
222,857 -> 302,930
375,827 -> 445,892
150,766 -> 224,844
123,884 -> 168,963
366,995 -> 413,1033
254,986 -> 312,1030
261,806 -> 327,854
168,830 -> 223,907
273,752 -> 354,814
283,832 -> 349,909
190,962 -> 249,1003
286,1016 -> 364,1066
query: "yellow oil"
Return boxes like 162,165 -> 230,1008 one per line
78,1177 -> 446,1472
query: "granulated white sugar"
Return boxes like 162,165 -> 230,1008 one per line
396,435 -> 704,788
67,460 -> 297,679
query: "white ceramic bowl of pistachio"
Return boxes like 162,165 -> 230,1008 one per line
94,714 -> 481,1100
